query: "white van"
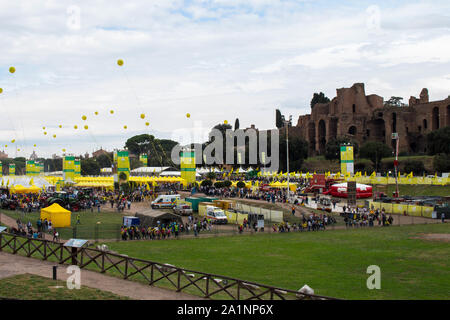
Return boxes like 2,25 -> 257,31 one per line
151,194 -> 181,209
205,206 -> 228,224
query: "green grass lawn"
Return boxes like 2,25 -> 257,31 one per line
0,274 -> 128,300
103,223 -> 450,300
375,184 -> 450,197
0,209 -> 127,240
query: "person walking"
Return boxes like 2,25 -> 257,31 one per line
441,213 -> 446,223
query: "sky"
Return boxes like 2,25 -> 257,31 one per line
0,0 -> 449,158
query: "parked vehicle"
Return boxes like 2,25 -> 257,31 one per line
173,203 -> 193,216
205,205 -> 228,224
151,194 -> 180,209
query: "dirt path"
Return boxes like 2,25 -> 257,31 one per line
0,251 -> 201,300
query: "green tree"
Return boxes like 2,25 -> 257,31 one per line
426,126 -> 450,155
310,92 -> 330,108
433,154 -> 450,173
279,135 -> 309,172
359,142 -> 392,171
81,158 -> 100,176
325,138 -> 359,161
96,153 -> 112,168
275,109 -> 283,128
384,96 -> 404,107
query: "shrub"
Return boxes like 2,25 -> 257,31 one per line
433,154 -> 450,173
223,180 -> 232,188
236,181 -> 246,189
403,160 -> 425,175
201,179 -> 212,187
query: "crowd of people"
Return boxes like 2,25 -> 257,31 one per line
119,215 -> 216,241
342,206 -> 394,227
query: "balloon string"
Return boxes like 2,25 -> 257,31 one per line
121,67 -> 144,114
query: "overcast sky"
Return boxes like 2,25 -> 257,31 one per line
0,0 -> 449,158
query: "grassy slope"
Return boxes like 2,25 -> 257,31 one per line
104,223 -> 450,300
0,274 -> 128,300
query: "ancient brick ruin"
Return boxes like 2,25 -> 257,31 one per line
290,83 -> 450,155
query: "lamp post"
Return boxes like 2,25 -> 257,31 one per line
392,133 -> 399,197
284,115 -> 292,202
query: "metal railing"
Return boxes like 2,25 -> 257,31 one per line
0,233 -> 337,300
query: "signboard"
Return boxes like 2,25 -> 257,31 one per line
64,238 -> 88,248
340,145 -> 354,175
0,226 -> 7,233
123,216 -> 140,227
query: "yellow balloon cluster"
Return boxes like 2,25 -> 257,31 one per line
117,59 -> 124,66
9,67 -> 15,74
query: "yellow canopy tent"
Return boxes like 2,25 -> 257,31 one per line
40,203 -> 71,228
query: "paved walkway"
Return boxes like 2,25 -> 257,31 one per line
0,252 -> 201,300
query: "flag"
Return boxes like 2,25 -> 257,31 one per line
370,171 -> 376,178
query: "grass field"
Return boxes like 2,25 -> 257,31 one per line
103,223 -> 450,300
0,209 -> 127,240
0,274 -> 128,300
379,184 -> 450,197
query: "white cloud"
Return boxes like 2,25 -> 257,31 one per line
0,0 -> 449,158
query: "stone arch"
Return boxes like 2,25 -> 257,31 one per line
392,112 -> 397,133
447,105 -> 450,126
318,119 -> 326,154
348,126 -> 356,135
329,118 -> 338,140
432,107 -> 439,130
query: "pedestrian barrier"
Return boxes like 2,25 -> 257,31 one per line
0,233 -> 337,300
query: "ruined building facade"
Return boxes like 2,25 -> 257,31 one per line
292,83 -> 450,155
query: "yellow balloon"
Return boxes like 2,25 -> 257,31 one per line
74,125 -> 78,129
9,67 -> 15,74
110,110 -> 114,114
82,115 -> 87,121
84,125 -> 88,130
33,144 -> 36,147
11,139 -> 15,143
53,134 -> 56,138
5,145 -> 7,148
124,125 -> 127,129
186,113 -> 191,118
140,113 -> 145,119
62,149 -> 66,152
42,126 -> 46,130
17,148 -> 20,151
59,125 -> 62,128
95,111 -> 98,115
44,132 -> 47,135
117,59 -> 124,66
224,120 -> 228,124
0,88 -> 3,94
145,122 -> 149,126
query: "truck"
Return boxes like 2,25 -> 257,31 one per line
151,194 -> 181,209
173,203 -> 193,216
205,205 -> 228,224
